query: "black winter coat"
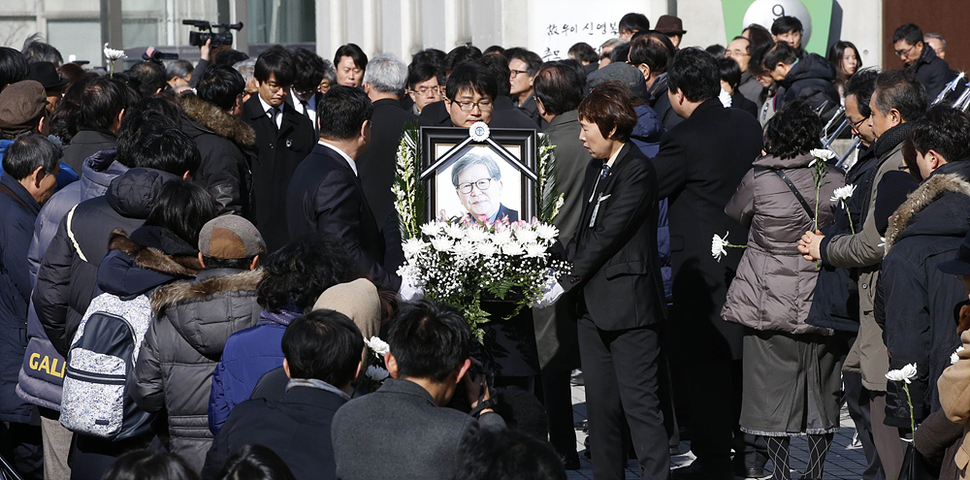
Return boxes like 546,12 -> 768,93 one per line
0,173 -> 41,423
910,46 -> 951,102
61,130 -> 117,173
778,53 -> 841,122
652,98 -> 763,360
242,96 -> 316,253
33,168 -> 181,357
878,161 -> 970,428
203,385 -> 346,480
356,98 -> 417,225
179,93 -> 256,219
807,144 -> 878,332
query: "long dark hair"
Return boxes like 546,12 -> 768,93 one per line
828,41 -> 862,91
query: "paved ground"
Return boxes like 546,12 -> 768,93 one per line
567,382 -> 869,480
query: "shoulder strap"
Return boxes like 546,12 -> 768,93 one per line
773,169 -> 815,220
0,183 -> 31,211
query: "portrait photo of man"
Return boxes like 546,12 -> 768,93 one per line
438,148 -> 521,222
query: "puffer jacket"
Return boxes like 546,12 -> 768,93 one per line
777,53 -> 841,122
630,104 -> 672,302
721,153 -> 843,334
17,150 -> 128,411
179,93 -> 255,219
33,168 -> 181,357
208,305 -> 300,434
131,268 -> 262,472
28,149 -> 127,283
0,172 -> 42,423
878,161 -> 970,429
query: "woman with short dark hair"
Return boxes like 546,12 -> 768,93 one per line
721,100 -> 846,480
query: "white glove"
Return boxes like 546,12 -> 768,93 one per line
535,269 -> 564,308
398,272 -> 424,302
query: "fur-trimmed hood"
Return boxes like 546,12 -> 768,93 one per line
885,168 -> 970,253
107,228 -> 203,276
151,269 -> 262,313
150,269 -> 263,355
179,92 -> 256,147
97,228 -> 204,297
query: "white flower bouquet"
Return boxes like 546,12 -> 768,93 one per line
398,216 -> 570,341
393,123 -> 568,341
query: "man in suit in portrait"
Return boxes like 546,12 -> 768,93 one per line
242,45 -> 316,252
357,53 -> 417,226
285,85 -> 401,292
450,150 -> 517,222
542,81 -> 668,480
650,48 -> 763,480
331,299 -> 505,480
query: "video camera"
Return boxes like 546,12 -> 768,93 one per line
183,20 -> 244,48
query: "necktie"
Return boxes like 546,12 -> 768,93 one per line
268,106 -> 280,129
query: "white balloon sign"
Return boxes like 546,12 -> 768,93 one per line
742,0 -> 813,46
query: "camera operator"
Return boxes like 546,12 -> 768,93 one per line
332,299 -> 505,480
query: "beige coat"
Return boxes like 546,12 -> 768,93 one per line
824,140 -> 905,391
939,328 -> 970,479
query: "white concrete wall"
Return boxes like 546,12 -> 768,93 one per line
315,0 -> 881,66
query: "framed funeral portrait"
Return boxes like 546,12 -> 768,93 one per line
420,125 -> 537,223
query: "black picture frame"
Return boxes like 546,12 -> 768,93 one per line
420,127 -> 537,224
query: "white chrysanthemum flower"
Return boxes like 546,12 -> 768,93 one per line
830,184 -> 857,204
502,241 -> 524,256
420,222 -> 443,236
103,43 -> 126,61
430,237 -> 453,252
712,232 -> 730,262
810,148 -> 836,161
444,222 -> 465,239
453,240 -> 476,258
364,336 -> 390,357
366,365 -> 389,381
524,242 -> 547,258
952,346 -> 965,365
402,238 -> 427,258
492,229 -> 514,246
885,363 -> 918,384
465,226 -> 488,243
515,229 -> 538,245
478,242 -> 498,257
536,223 -> 558,241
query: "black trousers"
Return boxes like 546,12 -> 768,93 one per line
538,371 -> 579,462
578,315 -> 668,480
0,422 -> 43,480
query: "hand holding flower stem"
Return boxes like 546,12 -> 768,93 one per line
885,363 -> 918,435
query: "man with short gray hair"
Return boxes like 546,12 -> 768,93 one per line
358,53 -> 418,224
924,33 -> 946,60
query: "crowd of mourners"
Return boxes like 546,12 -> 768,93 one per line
1,9 -> 970,480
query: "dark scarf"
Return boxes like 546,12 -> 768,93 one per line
873,122 -> 914,160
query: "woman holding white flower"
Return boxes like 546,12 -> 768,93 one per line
721,101 -> 845,480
